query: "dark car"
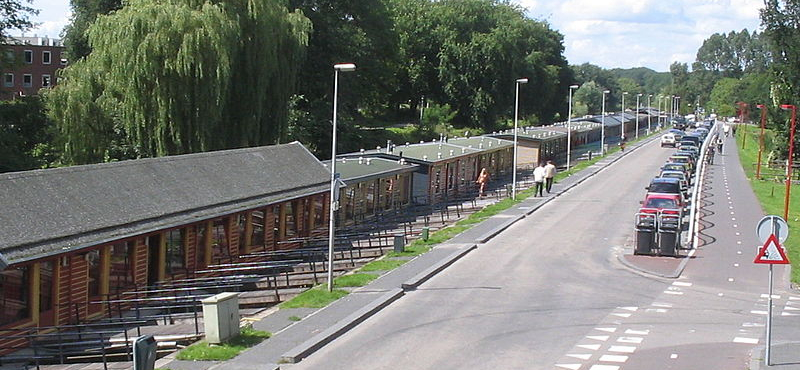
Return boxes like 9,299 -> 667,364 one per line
646,177 -> 683,195
681,135 -> 701,146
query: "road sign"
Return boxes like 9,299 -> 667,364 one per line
754,234 -> 790,264
757,215 -> 789,244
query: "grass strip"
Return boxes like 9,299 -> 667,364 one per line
736,124 -> 800,283
175,325 -> 271,361
334,273 -> 379,287
359,259 -> 407,272
279,286 -> 349,309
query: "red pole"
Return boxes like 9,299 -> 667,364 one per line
757,105 -> 767,179
781,104 -> 796,220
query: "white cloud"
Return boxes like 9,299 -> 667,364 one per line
514,0 -> 763,71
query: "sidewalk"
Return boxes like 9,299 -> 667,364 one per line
157,136 -> 662,370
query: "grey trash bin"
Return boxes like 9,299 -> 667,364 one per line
421,227 -> 429,241
634,212 -> 657,255
133,335 -> 157,370
393,235 -> 405,253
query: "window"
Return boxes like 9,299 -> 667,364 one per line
60,58 -> 67,66
0,266 -> 30,326
39,261 -> 54,313
87,250 -> 101,298
3,73 -> 12,88
41,74 -> 51,87
24,50 -> 32,64
165,229 -> 186,275
284,202 -> 296,239
196,224 -> 207,268
22,74 -> 32,88
313,197 -> 324,228
251,210 -> 265,248
42,50 -> 51,64
109,242 -> 135,295
238,214 -> 247,254
212,219 -> 229,263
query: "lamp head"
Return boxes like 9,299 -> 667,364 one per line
569,84 -> 579,89
516,78 -> 529,84
623,92 -> 629,95
603,90 -> 610,94
334,63 -> 356,72
781,104 -> 795,111
637,93 -> 642,97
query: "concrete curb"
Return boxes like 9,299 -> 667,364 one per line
401,244 -> 478,291
279,288 -> 404,364
615,253 -> 683,279
475,215 -> 525,244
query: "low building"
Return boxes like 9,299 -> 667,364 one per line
0,142 -> 330,332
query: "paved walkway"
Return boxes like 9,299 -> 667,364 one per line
151,135 -> 662,370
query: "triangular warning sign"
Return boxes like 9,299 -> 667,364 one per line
754,234 -> 790,264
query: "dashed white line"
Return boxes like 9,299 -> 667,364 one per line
625,329 -> 650,335
733,337 -> 759,344
578,344 -> 601,350
596,327 -> 617,333
555,364 -> 581,370
734,263 -> 739,267
618,306 -> 638,312
672,281 -> 692,287
586,335 -> 609,341
599,355 -> 628,363
567,354 -> 592,360
751,310 -> 768,315
589,365 -> 620,370
608,346 -> 636,353
612,313 -> 632,318
670,354 -> 678,359
617,337 -> 644,344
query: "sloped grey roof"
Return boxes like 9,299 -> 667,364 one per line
0,142 -> 329,263
323,157 -> 418,184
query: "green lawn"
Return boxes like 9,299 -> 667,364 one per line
279,286 -> 349,309
736,125 -> 800,282
175,325 -> 270,361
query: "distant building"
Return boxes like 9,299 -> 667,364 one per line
1,36 -> 67,100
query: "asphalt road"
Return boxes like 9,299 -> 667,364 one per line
285,139 -> 686,370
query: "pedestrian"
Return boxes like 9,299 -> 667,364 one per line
620,135 -> 627,152
544,160 -> 557,193
723,124 -> 730,137
533,162 -> 546,197
476,168 -> 490,197
707,145 -> 715,165
716,136 -> 724,155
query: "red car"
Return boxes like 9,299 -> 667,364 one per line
639,192 -> 684,216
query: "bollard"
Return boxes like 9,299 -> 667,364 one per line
133,335 -> 157,370
393,235 -> 405,253
421,227 -> 430,241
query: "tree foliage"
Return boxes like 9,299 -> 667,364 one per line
61,0 -> 123,61
695,29 -> 770,78
46,0 -> 311,164
0,0 -> 37,39
0,96 -> 57,172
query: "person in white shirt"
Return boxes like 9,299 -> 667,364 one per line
533,162 -> 546,197
543,160 -> 557,193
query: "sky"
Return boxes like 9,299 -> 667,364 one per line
16,0 -> 765,72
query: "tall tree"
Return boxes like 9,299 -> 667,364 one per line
61,0 -> 123,62
46,0 -> 311,164
0,0 -> 37,39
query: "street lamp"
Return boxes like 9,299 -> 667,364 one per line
601,90 -> 610,155
756,104 -> 767,179
635,93 -> 642,139
647,94 -> 653,133
512,78 -> 528,200
657,95 -> 663,128
780,104 -> 796,221
566,84 -> 579,171
621,92 -> 628,142
327,62 -> 356,292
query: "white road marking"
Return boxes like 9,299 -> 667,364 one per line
718,293 -> 724,296
734,263 -> 739,267
751,310 -> 768,315
618,306 -> 638,311
672,281 -> 692,287
617,337 -> 644,344
781,312 -> 800,316
567,354 -> 592,360
731,212 -> 735,215
599,355 -> 628,363
790,296 -> 800,301
587,335 -> 609,341
578,344 -> 601,350
733,224 -> 738,228
732,218 -> 737,221
761,294 -> 781,299
596,327 -> 617,333
785,306 -> 800,311
737,251 -> 742,255
736,232 -> 741,236
737,241 -> 742,244
729,278 -> 735,282
625,329 -> 650,335
612,313 -> 631,318
664,291 -> 684,295
555,364 -> 582,370
670,354 -> 678,359
652,302 -> 673,308
608,346 -> 636,353
645,308 -> 669,313
733,337 -> 759,344
743,323 -> 765,327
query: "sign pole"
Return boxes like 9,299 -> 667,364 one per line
767,263 -> 773,366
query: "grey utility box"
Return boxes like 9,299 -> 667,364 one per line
202,292 -> 240,344
133,334 -> 157,370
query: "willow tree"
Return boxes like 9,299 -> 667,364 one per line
46,0 -> 310,163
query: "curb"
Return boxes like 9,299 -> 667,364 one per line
279,288 -> 405,364
401,244 -> 478,290
475,215 -> 525,243
615,253 -> 683,279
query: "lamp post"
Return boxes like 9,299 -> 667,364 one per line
647,94 -> 652,133
657,95 -> 663,128
601,90 -> 610,155
621,92 -> 628,142
512,78 -> 528,200
327,63 -> 356,292
566,84 -> 579,171
635,93 -> 642,139
756,104 -> 767,179
780,104 -> 797,221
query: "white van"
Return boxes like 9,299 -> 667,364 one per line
661,133 -> 676,147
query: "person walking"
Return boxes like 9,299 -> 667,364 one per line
620,135 -> 627,152
533,162 -> 546,197
544,160 -> 557,193
716,136 -> 724,155
476,168 -> 490,197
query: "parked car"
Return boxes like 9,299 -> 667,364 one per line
668,129 -> 685,141
669,155 -> 695,173
640,192 -> 685,218
662,162 -> 691,182
659,170 -> 690,194
661,133 -> 677,147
